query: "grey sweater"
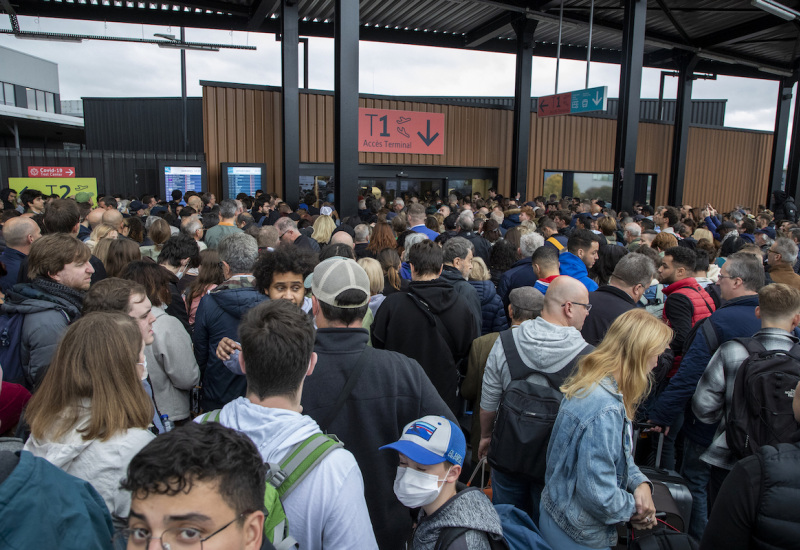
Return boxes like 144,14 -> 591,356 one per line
146,308 -> 201,421
413,487 -> 504,550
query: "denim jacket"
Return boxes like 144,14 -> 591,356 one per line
541,377 -> 651,548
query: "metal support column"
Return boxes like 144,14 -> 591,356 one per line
334,0 -> 360,219
509,18 -> 537,202
667,55 -> 698,207
281,0 -> 301,207
180,27 -> 188,154
612,0 -> 647,212
767,78 -> 794,205
786,83 -> 800,202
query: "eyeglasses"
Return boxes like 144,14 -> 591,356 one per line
717,275 -> 739,280
279,229 -> 290,240
113,514 -> 244,549
767,249 -> 780,255
562,301 -> 592,312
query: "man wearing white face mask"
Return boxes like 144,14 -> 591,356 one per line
381,416 -> 505,549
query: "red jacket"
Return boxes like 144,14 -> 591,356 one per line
663,277 -> 716,376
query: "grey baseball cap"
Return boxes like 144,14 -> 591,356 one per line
304,256 -> 370,308
509,286 -> 544,312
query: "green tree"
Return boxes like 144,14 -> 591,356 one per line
582,185 -> 613,203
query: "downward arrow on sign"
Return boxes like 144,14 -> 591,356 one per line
417,120 -> 439,147
592,91 -> 602,106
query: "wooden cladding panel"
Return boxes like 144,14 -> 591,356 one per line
684,127 -> 773,211
203,86 -> 772,209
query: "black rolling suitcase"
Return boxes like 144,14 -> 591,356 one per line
631,425 -> 693,534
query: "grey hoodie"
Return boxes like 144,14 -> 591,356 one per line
200,397 -> 377,550
413,487 -> 503,550
480,316 -> 589,411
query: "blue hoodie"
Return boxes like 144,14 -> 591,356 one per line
558,252 -> 598,292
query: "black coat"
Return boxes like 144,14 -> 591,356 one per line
371,279 -> 479,413
302,328 -> 455,550
581,285 -> 637,346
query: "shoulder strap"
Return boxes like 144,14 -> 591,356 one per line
317,346 -> 375,433
407,291 -> 460,357
701,318 -> 720,353
199,409 -> 222,423
434,526 -> 471,550
268,433 -> 344,501
688,285 -> 715,314
732,337 -> 767,356
539,344 -> 592,390
499,329 -> 528,381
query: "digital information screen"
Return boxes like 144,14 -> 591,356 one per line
226,166 -> 262,197
164,166 -> 203,198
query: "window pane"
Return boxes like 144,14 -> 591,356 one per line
0,84 -> 4,105
36,90 -> 46,111
26,88 -> 36,109
45,93 -> 55,113
3,83 -> 14,106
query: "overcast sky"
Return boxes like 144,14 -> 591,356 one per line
0,15 -> 788,136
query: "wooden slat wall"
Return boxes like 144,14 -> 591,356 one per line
203,85 -> 772,210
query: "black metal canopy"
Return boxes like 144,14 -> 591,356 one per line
3,0 -> 800,80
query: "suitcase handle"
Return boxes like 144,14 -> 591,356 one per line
631,424 -> 666,470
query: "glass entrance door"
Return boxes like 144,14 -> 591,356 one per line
358,177 -> 446,202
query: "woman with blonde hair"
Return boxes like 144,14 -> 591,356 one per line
23,312 -> 155,525
311,214 -> 336,246
540,308 -> 672,549
86,223 -> 118,253
357,257 -> 386,337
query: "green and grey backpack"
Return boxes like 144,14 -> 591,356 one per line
200,409 -> 343,550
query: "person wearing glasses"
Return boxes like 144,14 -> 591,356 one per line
581,253 -> 657,347
646,252 -> 764,539
765,237 -> 800,291
540,309 -> 671,550
117,421 -> 276,550
478,275 -> 594,520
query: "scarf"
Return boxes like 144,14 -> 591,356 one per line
32,277 -> 85,314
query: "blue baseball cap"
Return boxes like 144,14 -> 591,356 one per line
380,415 -> 466,466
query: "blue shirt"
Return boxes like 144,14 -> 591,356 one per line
409,224 -> 439,241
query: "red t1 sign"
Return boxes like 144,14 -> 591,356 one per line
359,108 -> 445,155
27,166 -> 75,178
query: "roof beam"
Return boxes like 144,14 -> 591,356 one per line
654,0 -> 692,45
464,11 -> 519,48
248,0 -> 279,31
694,16 -> 787,49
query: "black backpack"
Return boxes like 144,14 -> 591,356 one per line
487,329 -> 590,482
726,338 -> 800,459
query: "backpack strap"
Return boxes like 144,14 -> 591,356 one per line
499,329 -> 528,381
199,409 -> 222,423
701,318 -> 720,353
732,337 -> 768,356
268,433 -> 344,501
434,526 -> 471,550
687,285 -> 715,314
317,347 -> 376,433
538,344 -> 592,390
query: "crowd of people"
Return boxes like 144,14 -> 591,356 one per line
0,185 -> 799,549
